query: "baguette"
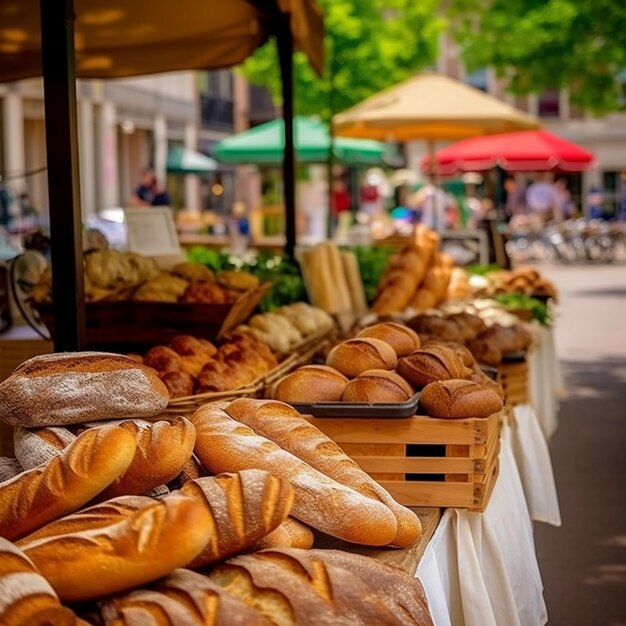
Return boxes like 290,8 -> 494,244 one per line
226,399 -> 421,548
191,405 -> 398,546
178,470 -> 293,568
0,352 -> 169,427
0,426 -> 136,540
255,517 -> 314,550
19,493 -> 212,602
340,251 -> 368,317
0,536 -> 83,626
0,457 -> 23,483
14,426 -> 76,470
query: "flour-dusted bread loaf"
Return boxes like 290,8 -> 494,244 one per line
14,426 -> 76,470
0,352 -> 169,427
18,493 -> 212,602
208,548 -> 434,626
0,536 -> 83,626
191,404 -> 398,546
101,568 -> 271,626
419,379 -> 504,418
178,470 -> 293,568
0,426 -> 136,540
225,399 -> 420,548
255,517 -> 314,550
0,457 -> 23,483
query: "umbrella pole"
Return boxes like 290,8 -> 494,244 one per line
277,13 -> 296,259
40,0 -> 86,351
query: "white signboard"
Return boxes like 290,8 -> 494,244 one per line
124,207 -> 182,258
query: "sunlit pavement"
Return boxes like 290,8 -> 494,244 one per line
533,264 -> 626,626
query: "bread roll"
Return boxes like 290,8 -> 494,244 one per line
272,365 -> 348,403
467,338 -> 503,366
0,426 -> 136,540
0,352 -> 169,427
191,404 -> 398,546
19,493 -> 212,602
255,517 -> 314,550
0,536 -> 82,626
326,338 -> 397,378
397,344 -> 471,388
14,426 -> 76,470
342,370 -> 415,403
178,470 -> 293,568
419,379 -> 504,418
357,322 -> 420,357
225,399 -> 420,548
90,417 -> 196,499
160,370 -> 195,398
0,457 -> 23,483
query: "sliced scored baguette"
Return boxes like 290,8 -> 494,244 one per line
226,398 -> 421,548
191,405 -> 398,546
0,426 -> 136,540
255,517 -> 314,550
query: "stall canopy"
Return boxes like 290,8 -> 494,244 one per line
167,146 -> 218,175
216,117 -> 385,165
423,129 -> 595,176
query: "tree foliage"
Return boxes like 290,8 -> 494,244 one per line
241,0 -> 444,122
449,0 -> 626,113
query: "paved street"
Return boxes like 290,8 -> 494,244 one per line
534,264 -> 626,626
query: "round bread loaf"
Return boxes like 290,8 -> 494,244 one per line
397,344 -> 470,388
357,322 -> 420,357
419,379 -> 504,418
272,365 -> 348,403
467,338 -> 503,366
342,370 -> 415,403
0,353 -> 169,427
326,338 -> 397,378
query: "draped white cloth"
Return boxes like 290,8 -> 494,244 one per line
417,423 -> 548,626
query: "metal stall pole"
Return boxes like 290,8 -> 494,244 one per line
40,0 -> 86,351
276,12 -> 296,259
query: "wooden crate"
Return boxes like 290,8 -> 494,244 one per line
306,412 -> 502,511
498,359 -> 529,407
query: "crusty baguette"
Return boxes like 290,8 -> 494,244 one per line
341,251 -> 368,317
19,493 -> 212,602
255,517 -> 314,550
14,426 -> 76,470
0,426 -> 136,540
0,352 -> 169,427
326,243 -> 352,314
178,470 -> 293,568
191,405 -> 398,546
226,399 -> 421,548
0,457 -> 23,483
0,536 -> 83,626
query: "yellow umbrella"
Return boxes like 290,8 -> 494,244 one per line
333,72 -> 539,142
0,0 -> 324,80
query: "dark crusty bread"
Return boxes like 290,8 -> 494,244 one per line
272,365 -> 348,403
326,338 -> 397,378
397,343 -> 471,388
178,470 -> 294,568
0,457 -> 23,483
342,369 -> 415,403
0,352 -> 169,427
419,379 -> 504,418
467,338 -> 503,366
0,426 -> 136,540
0,536 -> 83,626
255,517 -> 314,550
357,323 -> 421,357
18,493 -> 212,602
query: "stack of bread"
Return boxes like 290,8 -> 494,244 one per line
271,322 -> 504,419
372,226 -> 454,314
469,266 -> 558,301
0,352 -> 434,626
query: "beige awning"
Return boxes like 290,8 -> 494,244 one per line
333,72 -> 539,141
0,0 -> 324,82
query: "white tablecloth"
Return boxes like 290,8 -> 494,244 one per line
417,424 -> 548,626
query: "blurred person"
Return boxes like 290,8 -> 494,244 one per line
618,170 -> 626,221
585,187 -> 604,220
412,184 -> 450,232
130,168 -> 171,207
502,176 -> 527,219
526,176 -> 559,223
332,177 -> 351,229
554,177 -> 575,220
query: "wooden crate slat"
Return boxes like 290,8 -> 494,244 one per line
350,456 -> 482,474
380,480 -> 477,508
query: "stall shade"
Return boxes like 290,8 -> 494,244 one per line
0,0 -> 324,351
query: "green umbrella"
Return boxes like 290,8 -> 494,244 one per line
167,145 -> 218,174
215,116 -> 385,165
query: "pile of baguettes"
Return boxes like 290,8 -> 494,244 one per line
0,352 -> 434,626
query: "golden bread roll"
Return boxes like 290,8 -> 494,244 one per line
19,493 -> 212,602
397,343 -> 471,388
132,274 -> 189,302
192,404 -> 398,546
357,322 -> 421,357
0,352 -> 169,427
13,426 -> 76,470
272,365 -> 348,403
422,340 -> 476,369
143,345 -> 182,375
225,399 -> 420,548
467,338 -> 503,367
172,262 -> 215,283
419,379 -> 504,418
217,270 -> 260,291
342,370 -> 415,403
469,365 -> 505,400
0,536 -> 83,626
0,426 -> 136,541
408,289 -> 439,312
159,370 -> 195,398
326,338 -> 397,378
255,517 -> 314,550
0,457 -> 23,483
183,281 -> 232,305
178,470 -> 294,568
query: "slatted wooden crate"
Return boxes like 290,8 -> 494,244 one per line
306,412 -> 502,511
498,359 -> 529,407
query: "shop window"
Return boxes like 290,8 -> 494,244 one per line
602,171 -> 619,215
467,68 -> 488,93
538,89 -> 560,117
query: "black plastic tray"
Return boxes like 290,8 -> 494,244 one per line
501,351 -> 527,363
481,366 -> 499,381
290,393 -> 420,418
